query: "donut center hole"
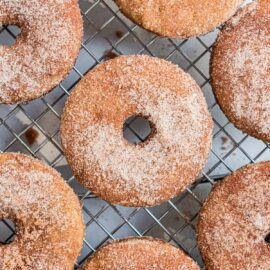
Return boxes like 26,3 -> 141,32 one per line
265,233 -> 270,244
0,25 -> 22,46
0,219 -> 16,244
123,115 -> 153,144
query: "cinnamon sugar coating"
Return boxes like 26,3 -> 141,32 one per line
198,162 -> 270,269
0,153 -> 84,270
0,0 -> 83,104
60,55 -> 213,207
114,0 -> 244,38
211,0 -> 270,142
82,237 -> 200,270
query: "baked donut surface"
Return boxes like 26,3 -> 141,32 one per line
0,153 -> 84,270
60,55 -> 213,207
114,0 -> 244,38
82,237 -> 200,270
211,0 -> 270,142
0,0 -> 83,104
197,161 -> 270,270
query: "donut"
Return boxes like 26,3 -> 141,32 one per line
0,153 -> 84,270
211,0 -> 270,143
197,161 -> 270,269
82,237 -> 200,270
60,55 -> 213,207
0,0 -> 83,104
114,0 -> 244,38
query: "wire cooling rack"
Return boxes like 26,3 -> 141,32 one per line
0,0 -> 269,268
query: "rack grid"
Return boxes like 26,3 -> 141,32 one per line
0,0 -> 269,268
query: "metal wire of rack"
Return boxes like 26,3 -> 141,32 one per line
0,0 -> 269,268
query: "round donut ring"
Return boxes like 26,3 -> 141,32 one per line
0,0 -> 83,104
60,55 -> 213,207
0,153 -> 84,270
211,0 -> 270,142
198,161 -> 270,270
82,237 -> 200,270
114,0 -> 244,38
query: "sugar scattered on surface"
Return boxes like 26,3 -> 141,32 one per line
115,0 -> 243,38
198,162 -> 270,269
61,55 -> 213,206
83,237 -> 200,270
0,154 -> 83,270
79,84 -> 209,189
212,0 -> 270,140
0,0 -> 82,103
230,41 -> 270,134
230,1 -> 257,26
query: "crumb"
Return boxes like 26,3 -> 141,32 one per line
221,147 -> 227,150
104,50 -> 118,61
115,30 -> 124,38
221,136 -> 228,145
25,128 -> 39,145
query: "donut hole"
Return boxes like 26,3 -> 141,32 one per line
265,233 -> 270,244
0,25 -> 22,46
0,219 -> 16,244
123,115 -> 153,144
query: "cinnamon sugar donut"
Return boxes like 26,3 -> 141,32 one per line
0,0 -> 83,104
114,0 -> 244,38
211,0 -> 270,143
197,162 -> 270,270
82,237 -> 200,270
0,153 -> 84,270
60,55 -> 213,207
